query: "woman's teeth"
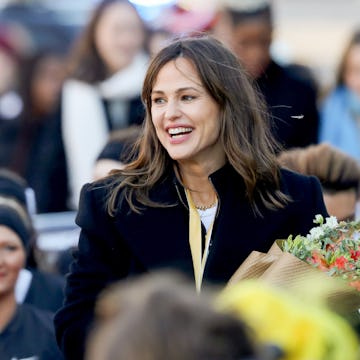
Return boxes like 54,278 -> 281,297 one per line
168,127 -> 193,137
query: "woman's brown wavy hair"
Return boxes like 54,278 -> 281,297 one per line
107,35 -> 288,216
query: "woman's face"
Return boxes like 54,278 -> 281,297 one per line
151,58 -> 226,169
94,2 -> 144,74
214,15 -> 272,79
231,21 -> 272,79
31,55 -> 65,115
344,44 -> 360,96
0,225 -> 26,298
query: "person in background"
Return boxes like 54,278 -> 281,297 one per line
0,168 -> 35,215
86,272 -> 269,360
62,0 -> 148,208
319,30 -> 360,162
147,28 -> 173,58
93,125 -> 141,180
5,50 -> 69,213
0,27 -> 22,121
212,0 -> 319,150
0,198 -> 63,359
278,143 -> 360,222
0,168 -> 65,313
0,28 -> 23,167
54,35 -> 328,360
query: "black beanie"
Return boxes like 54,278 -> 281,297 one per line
0,204 -> 31,251
0,172 -> 27,208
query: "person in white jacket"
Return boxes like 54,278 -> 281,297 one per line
62,0 -> 148,209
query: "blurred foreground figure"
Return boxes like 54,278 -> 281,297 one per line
86,272 -> 265,360
218,279 -> 359,360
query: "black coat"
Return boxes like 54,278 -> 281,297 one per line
24,269 -> 65,313
257,60 -> 319,149
0,107 -> 70,213
1,304 -> 63,360
54,164 -> 328,360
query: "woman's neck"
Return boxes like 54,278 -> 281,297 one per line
0,293 -> 17,332
177,157 -> 226,186
177,162 -> 221,208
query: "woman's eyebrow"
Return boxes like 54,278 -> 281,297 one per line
151,87 -> 202,95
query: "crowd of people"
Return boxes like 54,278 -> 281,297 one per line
0,0 -> 360,359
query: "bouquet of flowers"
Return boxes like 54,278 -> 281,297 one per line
282,215 -> 360,291
228,215 -> 360,320
224,215 -> 360,358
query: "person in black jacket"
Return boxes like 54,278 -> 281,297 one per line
0,198 -> 63,359
0,168 -> 65,313
213,0 -> 319,149
3,50 -> 70,213
54,35 -> 328,360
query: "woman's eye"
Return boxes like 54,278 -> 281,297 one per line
182,95 -> 195,101
152,97 -> 165,104
5,245 -> 19,252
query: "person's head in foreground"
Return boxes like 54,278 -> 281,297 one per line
278,143 -> 360,221
86,272 -> 274,360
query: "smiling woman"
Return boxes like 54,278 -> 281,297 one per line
0,198 -> 63,359
151,58 -> 223,167
55,35 -> 328,360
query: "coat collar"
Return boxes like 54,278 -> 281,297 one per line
159,162 -> 245,208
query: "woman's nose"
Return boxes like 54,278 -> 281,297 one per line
164,99 -> 181,120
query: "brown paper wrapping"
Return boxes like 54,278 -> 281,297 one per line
228,240 -> 360,321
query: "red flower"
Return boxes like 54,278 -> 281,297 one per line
350,250 -> 360,261
331,256 -> 348,270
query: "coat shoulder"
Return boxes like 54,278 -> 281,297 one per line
75,176 -> 125,230
280,167 -> 323,200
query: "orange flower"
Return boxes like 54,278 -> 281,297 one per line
309,252 -> 328,271
331,256 -> 348,270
